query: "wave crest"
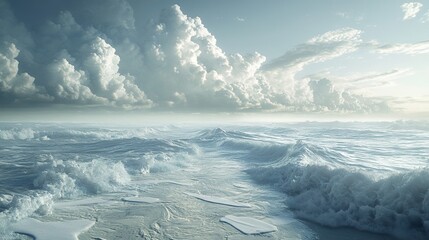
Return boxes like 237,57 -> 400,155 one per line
0,128 -> 35,140
247,161 -> 429,239
33,155 -> 130,198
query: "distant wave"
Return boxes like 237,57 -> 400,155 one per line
0,128 -> 36,140
54,127 -> 161,140
194,128 -> 286,162
388,120 -> 429,131
196,128 -> 349,166
195,127 -> 254,142
72,138 -> 196,154
0,126 -> 168,142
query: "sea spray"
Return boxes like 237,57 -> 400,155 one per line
33,155 -> 131,197
246,140 -> 429,239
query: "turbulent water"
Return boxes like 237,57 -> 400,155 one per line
0,121 -> 428,240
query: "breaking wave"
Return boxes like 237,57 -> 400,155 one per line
0,128 -> 36,140
0,129 -> 199,222
245,140 -> 429,239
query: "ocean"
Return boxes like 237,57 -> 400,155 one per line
0,121 -> 428,239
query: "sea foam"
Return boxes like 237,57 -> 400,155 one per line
246,140 -> 429,239
33,155 -> 131,197
0,128 -> 35,140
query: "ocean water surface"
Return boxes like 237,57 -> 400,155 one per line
0,121 -> 428,239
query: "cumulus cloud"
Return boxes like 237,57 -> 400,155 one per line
138,5 -> 271,110
401,2 -> 423,20
0,43 -> 49,102
376,40 -> 429,54
81,37 -> 151,107
259,28 -> 369,111
47,58 -> 102,103
12,9 -> 151,108
43,35 -> 152,107
0,2 -> 389,113
136,5 -> 384,112
309,79 -> 387,112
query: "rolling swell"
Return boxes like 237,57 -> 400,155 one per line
246,140 -> 429,240
194,128 -> 289,162
197,128 -> 348,166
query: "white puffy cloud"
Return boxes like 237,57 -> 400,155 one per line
0,2 -> 389,113
401,2 -> 423,20
309,79 -> 387,112
82,37 -> 151,106
47,58 -> 102,103
259,28 -> 366,110
0,43 -> 48,101
0,6 -> 151,108
139,5 -> 271,110
136,6 -> 384,112
0,1 -> 48,102
35,11 -> 152,108
45,36 -> 151,107
376,41 -> 429,54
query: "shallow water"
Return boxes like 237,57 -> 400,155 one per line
0,121 -> 428,239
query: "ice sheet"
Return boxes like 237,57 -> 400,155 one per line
54,197 -> 107,208
137,179 -> 193,186
220,215 -> 277,235
11,218 -> 95,240
121,196 -> 162,203
186,193 -> 250,208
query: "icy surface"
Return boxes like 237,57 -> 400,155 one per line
186,192 -> 250,208
138,179 -> 193,186
11,218 -> 95,240
220,215 -> 277,234
54,197 -> 107,208
121,196 -> 162,203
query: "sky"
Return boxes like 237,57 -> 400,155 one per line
1,0 -> 428,119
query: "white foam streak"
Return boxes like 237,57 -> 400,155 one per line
34,156 -> 131,198
248,164 -> 429,239
0,128 -> 35,140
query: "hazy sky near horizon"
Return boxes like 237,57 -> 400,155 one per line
1,0 -> 428,116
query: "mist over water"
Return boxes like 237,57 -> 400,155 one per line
0,121 -> 428,239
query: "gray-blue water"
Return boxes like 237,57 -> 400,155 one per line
0,121 -> 428,239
